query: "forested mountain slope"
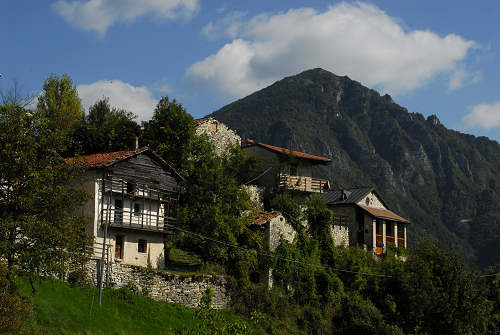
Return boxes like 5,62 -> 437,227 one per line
212,68 -> 500,268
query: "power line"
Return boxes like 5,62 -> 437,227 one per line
479,273 -> 500,278
165,224 -> 393,278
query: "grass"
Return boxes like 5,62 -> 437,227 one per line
15,277 -> 263,335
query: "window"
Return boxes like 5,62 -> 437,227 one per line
138,239 -> 147,253
133,203 -> 141,216
289,165 -> 298,176
114,199 -> 123,223
126,182 -> 135,194
115,235 -> 124,259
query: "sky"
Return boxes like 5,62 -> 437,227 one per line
2,0 -> 500,143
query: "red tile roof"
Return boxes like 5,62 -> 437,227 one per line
65,148 -> 148,168
244,139 -> 332,163
194,117 -> 212,125
358,205 -> 410,224
252,212 -> 282,226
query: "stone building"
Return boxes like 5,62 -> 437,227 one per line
242,139 -> 331,193
194,117 -> 241,155
66,147 -> 182,273
250,212 -> 295,287
324,188 -> 409,255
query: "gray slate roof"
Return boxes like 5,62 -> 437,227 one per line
323,187 -> 374,205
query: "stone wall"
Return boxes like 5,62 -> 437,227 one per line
331,225 -> 349,247
196,118 -> 241,156
241,185 -> 265,211
267,215 -> 296,252
87,260 -> 230,309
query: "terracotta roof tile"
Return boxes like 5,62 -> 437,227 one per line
65,148 -> 148,167
252,212 -> 282,226
244,139 -> 332,163
194,117 -> 212,125
358,205 -> 410,224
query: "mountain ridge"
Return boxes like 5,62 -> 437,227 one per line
211,68 -> 500,268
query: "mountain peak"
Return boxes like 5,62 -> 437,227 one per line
212,70 -> 500,268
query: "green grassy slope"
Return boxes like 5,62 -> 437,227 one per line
15,278 -> 263,335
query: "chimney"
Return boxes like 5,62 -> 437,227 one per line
134,136 -> 139,150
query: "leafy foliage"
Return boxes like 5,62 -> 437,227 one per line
37,73 -> 83,151
0,104 -> 92,289
0,265 -> 33,334
74,98 -> 140,154
142,96 -> 196,173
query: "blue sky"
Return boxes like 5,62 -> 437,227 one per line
3,0 -> 500,142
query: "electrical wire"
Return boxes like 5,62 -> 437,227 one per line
165,224 -> 393,278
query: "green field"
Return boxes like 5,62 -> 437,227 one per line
15,277 -> 263,335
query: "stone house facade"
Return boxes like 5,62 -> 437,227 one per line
324,188 -> 409,255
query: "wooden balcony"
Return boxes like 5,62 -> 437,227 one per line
374,234 -> 406,255
102,208 -> 176,234
279,174 -> 329,193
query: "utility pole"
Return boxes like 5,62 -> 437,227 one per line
97,171 -> 109,305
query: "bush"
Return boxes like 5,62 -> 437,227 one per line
0,270 -> 33,334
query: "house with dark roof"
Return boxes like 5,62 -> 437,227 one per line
324,187 -> 409,255
242,139 -> 331,193
66,147 -> 182,272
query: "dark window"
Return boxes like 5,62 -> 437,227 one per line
289,165 -> 298,175
387,222 -> 394,236
114,199 -> 123,223
134,203 -> 141,216
138,239 -> 147,253
115,235 -> 123,259
397,224 -> 404,238
126,182 -> 135,194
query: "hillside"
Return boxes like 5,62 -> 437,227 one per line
14,277 -> 265,335
212,68 -> 500,268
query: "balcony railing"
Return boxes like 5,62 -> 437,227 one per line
375,234 -> 406,255
279,174 -> 329,193
103,208 -> 176,233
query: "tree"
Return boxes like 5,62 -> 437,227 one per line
141,96 -> 195,173
74,98 -> 140,154
0,79 -> 36,108
37,74 -> 83,151
181,138 -> 254,269
0,104 -> 92,292
399,238 -> 492,334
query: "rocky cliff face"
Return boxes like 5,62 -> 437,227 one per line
212,68 -> 500,268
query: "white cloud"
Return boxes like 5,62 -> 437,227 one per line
201,11 -> 246,40
187,2 -> 477,99
53,0 -> 199,35
77,80 -> 157,121
448,67 -> 482,91
462,102 -> 500,131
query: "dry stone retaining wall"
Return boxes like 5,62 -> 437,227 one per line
87,260 -> 230,309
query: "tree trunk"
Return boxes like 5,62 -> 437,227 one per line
29,275 -> 36,295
